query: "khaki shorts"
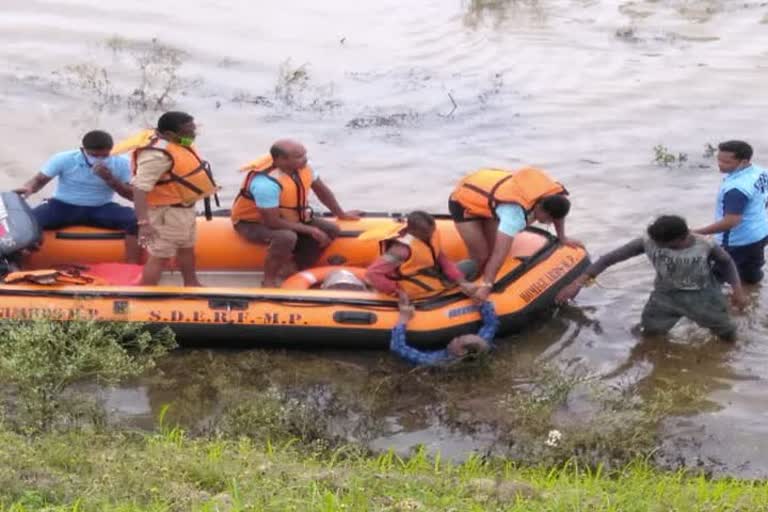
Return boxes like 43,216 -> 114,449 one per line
146,205 -> 197,258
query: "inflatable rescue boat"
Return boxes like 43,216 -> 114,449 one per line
0,208 -> 589,348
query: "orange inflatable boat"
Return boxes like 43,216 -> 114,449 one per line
1,213 -> 589,348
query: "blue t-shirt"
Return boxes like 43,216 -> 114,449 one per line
41,150 -> 131,207
248,167 -> 317,209
715,165 -> 768,247
495,204 -> 527,236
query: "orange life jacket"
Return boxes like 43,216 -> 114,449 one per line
380,228 -> 452,297
231,155 -> 314,224
132,134 -> 217,207
450,167 -> 566,218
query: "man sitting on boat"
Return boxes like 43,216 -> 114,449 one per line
392,294 -> 499,366
364,210 -> 477,299
449,167 -> 580,303
231,139 -> 361,287
14,130 -> 139,263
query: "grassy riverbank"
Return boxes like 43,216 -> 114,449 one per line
2,427 -> 767,512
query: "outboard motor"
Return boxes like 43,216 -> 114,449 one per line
0,192 -> 42,276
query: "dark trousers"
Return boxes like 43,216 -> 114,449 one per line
721,237 -> 768,285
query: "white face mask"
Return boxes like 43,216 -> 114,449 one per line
81,148 -> 108,167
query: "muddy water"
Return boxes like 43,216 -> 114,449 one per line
3,0 -> 768,475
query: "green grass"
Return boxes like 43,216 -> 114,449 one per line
0,427 -> 766,511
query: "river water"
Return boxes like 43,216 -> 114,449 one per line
2,0 -> 768,476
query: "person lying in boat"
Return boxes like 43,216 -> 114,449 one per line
392,293 -> 499,366
556,215 -> 747,342
132,111 -> 218,287
231,139 -> 361,287
448,167 -> 580,303
364,210 -> 477,299
13,130 -> 139,263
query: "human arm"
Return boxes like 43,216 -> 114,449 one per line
476,301 -> 500,346
472,204 -> 526,302
365,243 -> 409,295
14,173 -> 52,197
709,244 -> 747,309
553,216 -> 583,248
555,237 -> 645,303
436,252 -> 478,296
390,295 -> 453,366
132,150 -> 173,244
259,208 -> 332,246
93,162 -> 133,200
694,190 -> 746,235
249,175 -> 331,245
311,178 -> 361,220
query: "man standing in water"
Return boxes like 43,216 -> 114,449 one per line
557,215 -> 746,342
694,140 -> 768,284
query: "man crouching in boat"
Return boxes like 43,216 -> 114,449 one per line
556,215 -> 746,342
449,167 -> 579,303
231,139 -> 361,287
14,130 -> 139,263
392,293 -> 499,366
132,112 -> 218,286
364,211 -> 477,299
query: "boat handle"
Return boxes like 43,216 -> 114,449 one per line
332,311 -> 377,325
208,298 -> 249,310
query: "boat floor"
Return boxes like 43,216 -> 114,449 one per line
158,270 -> 265,288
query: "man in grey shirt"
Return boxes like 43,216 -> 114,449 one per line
557,215 -> 746,341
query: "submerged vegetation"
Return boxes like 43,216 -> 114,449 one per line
0,318 -> 760,509
56,38 -> 196,119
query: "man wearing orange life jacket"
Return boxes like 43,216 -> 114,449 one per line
365,211 -> 477,299
132,111 -> 217,287
231,139 -> 361,287
449,167 -> 580,302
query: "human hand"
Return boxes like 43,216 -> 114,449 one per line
730,288 -> 748,311
337,210 -> 363,220
308,227 -> 332,247
13,186 -> 32,198
92,162 -> 112,181
397,290 -> 414,322
472,283 -> 492,303
138,223 -> 158,247
555,280 -> 584,304
561,237 -> 584,249
458,280 -> 479,297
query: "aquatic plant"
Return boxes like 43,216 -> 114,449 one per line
57,38 -> 197,120
0,316 -> 175,431
653,145 -> 689,167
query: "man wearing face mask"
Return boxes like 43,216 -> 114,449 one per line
131,111 -> 217,286
14,130 -> 139,263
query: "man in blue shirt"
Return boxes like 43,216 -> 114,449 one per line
695,140 -> 768,284
391,294 -> 499,366
14,130 -> 139,263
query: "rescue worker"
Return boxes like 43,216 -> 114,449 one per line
131,111 -> 217,286
694,140 -> 768,284
231,139 -> 360,287
449,167 -> 578,302
364,210 -> 477,299
14,130 -> 139,263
